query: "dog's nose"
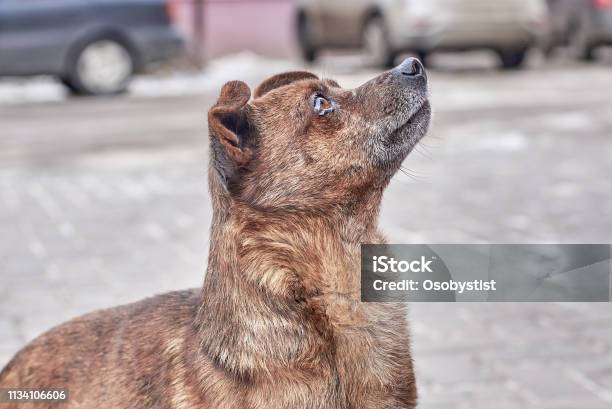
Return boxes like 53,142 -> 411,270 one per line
393,57 -> 426,80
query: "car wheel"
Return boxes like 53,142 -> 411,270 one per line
498,48 -> 527,70
569,13 -> 595,61
298,13 -> 318,63
362,16 -> 396,68
65,35 -> 135,96
416,50 -> 429,68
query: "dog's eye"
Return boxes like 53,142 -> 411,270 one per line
312,94 -> 334,116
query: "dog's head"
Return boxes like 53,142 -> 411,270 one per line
208,58 -> 431,211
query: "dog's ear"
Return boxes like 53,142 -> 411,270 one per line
208,81 -> 253,188
254,71 -> 319,98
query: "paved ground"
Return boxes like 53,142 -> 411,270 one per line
1,54 -> 612,408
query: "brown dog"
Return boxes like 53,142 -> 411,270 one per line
0,58 -> 431,409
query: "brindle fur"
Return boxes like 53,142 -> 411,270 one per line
0,62 -> 431,409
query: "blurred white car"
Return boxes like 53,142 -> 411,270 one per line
297,0 -> 549,68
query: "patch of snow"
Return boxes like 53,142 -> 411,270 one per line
131,52 -> 298,98
0,52 -> 298,106
0,77 -> 66,105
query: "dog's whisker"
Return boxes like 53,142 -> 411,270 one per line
398,166 -> 429,181
414,145 -> 434,159
422,132 -> 443,142
417,138 -> 440,149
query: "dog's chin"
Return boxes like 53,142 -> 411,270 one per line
376,100 -> 431,170
398,100 -> 431,142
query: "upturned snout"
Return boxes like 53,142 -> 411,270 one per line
393,57 -> 426,79
391,57 -> 427,88
350,57 -> 431,172
354,57 -> 428,103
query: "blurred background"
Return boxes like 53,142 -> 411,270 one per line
1,0 -> 612,408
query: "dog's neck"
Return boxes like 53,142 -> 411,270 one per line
206,168 -> 385,289
206,193 -> 384,297
196,172 -> 386,379
206,169 -> 384,265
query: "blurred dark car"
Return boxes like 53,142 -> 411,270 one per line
0,0 -> 184,95
546,0 -> 612,60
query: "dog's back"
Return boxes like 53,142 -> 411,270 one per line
0,290 -> 204,409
